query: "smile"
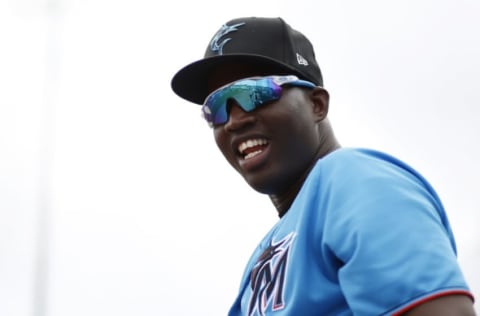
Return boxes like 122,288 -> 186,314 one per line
238,138 -> 269,160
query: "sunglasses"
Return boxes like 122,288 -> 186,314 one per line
202,75 -> 316,126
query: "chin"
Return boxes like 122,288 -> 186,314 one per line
243,174 -> 288,196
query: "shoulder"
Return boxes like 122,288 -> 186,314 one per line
311,147 -> 445,212
308,147 -> 432,192
318,147 -> 418,174
302,147 -> 452,245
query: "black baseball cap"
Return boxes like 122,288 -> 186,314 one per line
171,17 -> 323,105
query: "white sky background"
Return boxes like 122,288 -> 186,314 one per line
1,0 -> 479,315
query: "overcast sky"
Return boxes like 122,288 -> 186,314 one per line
1,0 -> 479,315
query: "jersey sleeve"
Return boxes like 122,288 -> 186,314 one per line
320,150 -> 473,315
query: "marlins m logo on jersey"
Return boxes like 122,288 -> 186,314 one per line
209,22 -> 245,55
248,233 -> 295,316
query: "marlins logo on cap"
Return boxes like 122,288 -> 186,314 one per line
210,22 -> 246,55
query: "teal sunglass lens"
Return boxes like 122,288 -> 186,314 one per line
202,76 -> 315,126
203,78 -> 281,126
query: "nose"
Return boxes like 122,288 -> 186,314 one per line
223,102 -> 256,131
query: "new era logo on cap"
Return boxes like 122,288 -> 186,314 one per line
296,53 -> 309,66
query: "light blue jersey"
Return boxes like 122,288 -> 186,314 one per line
228,148 -> 472,316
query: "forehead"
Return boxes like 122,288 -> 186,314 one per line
206,62 -> 291,93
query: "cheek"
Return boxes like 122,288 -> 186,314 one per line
213,128 -> 224,152
214,129 -> 236,164
272,97 -> 319,151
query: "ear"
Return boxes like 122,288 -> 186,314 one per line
310,87 -> 330,122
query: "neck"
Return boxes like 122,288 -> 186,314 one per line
270,120 -> 341,217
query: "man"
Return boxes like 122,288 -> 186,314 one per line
171,17 -> 475,315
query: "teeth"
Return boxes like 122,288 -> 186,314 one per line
244,150 -> 263,160
238,139 -> 268,154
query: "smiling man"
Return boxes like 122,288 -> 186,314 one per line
170,17 -> 475,316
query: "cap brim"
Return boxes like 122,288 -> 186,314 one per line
171,54 -> 309,105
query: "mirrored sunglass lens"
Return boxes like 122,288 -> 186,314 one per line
204,90 -> 229,124
204,77 -> 282,125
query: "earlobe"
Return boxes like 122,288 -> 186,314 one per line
311,87 -> 330,122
